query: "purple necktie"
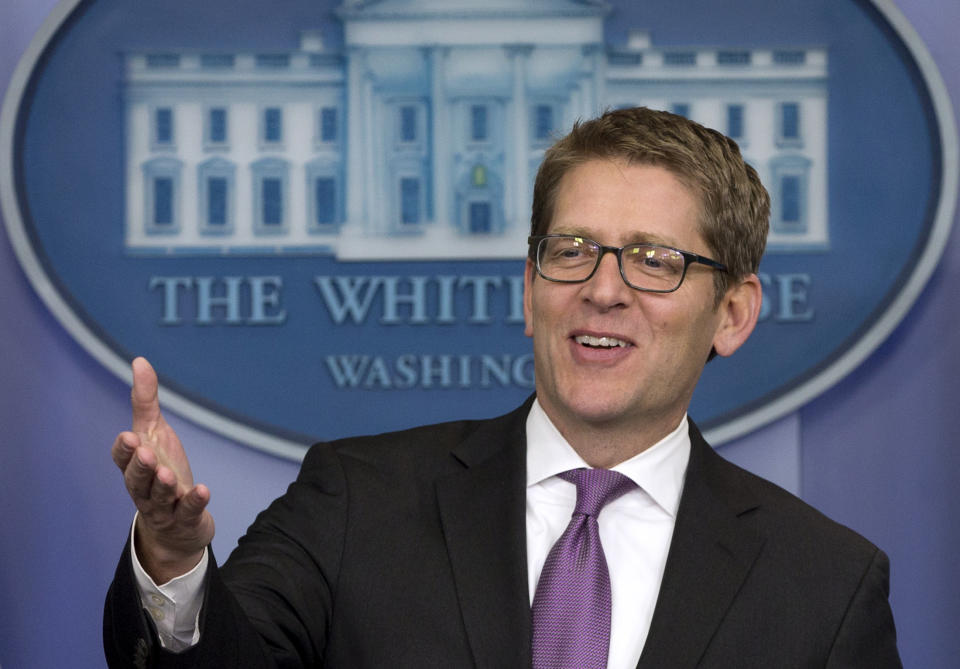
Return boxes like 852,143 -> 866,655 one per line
531,468 -> 637,669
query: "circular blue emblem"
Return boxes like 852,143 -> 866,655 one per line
1,0 -> 956,458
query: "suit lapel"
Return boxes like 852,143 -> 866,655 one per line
436,400 -> 533,669
637,423 -> 765,669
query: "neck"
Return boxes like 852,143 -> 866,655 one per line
541,403 -> 686,469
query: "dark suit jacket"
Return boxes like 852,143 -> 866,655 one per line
104,398 -> 901,668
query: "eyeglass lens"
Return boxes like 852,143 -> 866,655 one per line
537,236 -> 687,291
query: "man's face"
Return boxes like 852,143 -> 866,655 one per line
524,159 -> 733,444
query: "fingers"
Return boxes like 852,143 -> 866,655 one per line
123,445 -> 203,524
177,484 -> 211,523
130,356 -> 162,434
124,444 -> 163,504
111,431 -> 140,471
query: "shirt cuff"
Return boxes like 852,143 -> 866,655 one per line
129,513 -> 208,651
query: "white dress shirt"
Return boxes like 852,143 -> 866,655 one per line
130,518 -> 207,651
134,400 -> 690,662
525,399 -> 690,669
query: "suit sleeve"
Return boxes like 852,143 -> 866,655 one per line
103,539 -> 280,668
103,443 -> 348,668
825,548 -> 902,669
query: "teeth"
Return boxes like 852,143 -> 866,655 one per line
575,335 -> 628,348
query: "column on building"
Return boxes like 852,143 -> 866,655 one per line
572,67 -> 591,125
505,44 -> 533,228
427,46 -> 450,227
587,44 -> 606,119
345,47 -> 371,232
362,69 -> 383,233
568,81 -> 583,129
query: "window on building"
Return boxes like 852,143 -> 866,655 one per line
146,54 -> 179,68
143,157 -> 181,233
201,54 -> 234,69
319,107 -> 338,143
534,104 -> 554,141
469,202 -> 491,233
774,50 -> 806,65
262,178 -> 283,226
205,177 -> 227,226
717,51 -> 751,65
664,51 -> 696,66
778,102 -> 801,145
472,164 -> 487,187
471,105 -> 488,142
399,106 -> 417,143
608,51 -> 643,66
671,103 -> 690,118
153,177 -> 174,225
727,104 -> 744,140
198,158 -> 235,233
400,177 -> 420,224
154,108 -> 174,146
306,158 -> 341,230
769,155 -> 811,234
314,177 -> 336,226
310,53 -> 337,68
780,175 -> 801,224
252,158 -> 288,232
207,108 -> 228,145
263,108 -> 283,144
256,54 -> 290,68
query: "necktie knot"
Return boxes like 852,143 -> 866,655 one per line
558,468 -> 636,518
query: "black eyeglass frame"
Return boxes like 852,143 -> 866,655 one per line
528,234 -> 728,294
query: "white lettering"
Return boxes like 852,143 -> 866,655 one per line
381,276 -> 429,324
249,276 -> 287,325
757,273 -> 815,323
150,276 -> 286,325
313,274 -> 525,325
149,276 -> 192,325
324,355 -> 369,387
324,353 -> 535,389
313,276 -> 383,324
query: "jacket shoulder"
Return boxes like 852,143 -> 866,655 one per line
690,421 -> 881,560
299,397 -> 532,477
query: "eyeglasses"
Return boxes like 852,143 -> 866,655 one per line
528,234 -> 727,293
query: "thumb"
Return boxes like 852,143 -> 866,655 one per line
131,356 -> 161,433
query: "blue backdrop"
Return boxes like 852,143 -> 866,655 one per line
1,1 -> 958,667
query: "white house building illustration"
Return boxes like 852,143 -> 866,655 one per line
123,0 -> 828,259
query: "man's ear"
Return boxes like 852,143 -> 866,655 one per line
712,273 -> 763,358
523,259 -> 536,338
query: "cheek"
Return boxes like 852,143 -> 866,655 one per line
644,302 -> 713,359
635,301 -> 673,339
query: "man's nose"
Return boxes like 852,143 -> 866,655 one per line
581,250 -> 630,308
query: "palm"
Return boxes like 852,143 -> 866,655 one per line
112,357 -> 214,581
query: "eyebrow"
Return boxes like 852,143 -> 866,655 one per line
549,228 -> 680,248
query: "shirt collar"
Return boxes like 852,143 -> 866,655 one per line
525,398 -> 690,518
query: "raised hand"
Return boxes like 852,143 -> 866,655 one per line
111,357 -> 215,583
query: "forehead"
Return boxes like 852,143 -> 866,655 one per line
548,159 -> 705,249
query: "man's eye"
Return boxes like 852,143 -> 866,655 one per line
559,247 -> 583,258
643,256 -> 663,268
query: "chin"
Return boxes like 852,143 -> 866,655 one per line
555,390 -> 638,426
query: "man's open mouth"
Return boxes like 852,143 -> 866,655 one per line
574,335 -> 629,349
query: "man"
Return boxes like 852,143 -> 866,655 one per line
105,107 -> 901,667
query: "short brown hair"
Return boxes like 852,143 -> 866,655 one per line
530,107 -> 769,302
